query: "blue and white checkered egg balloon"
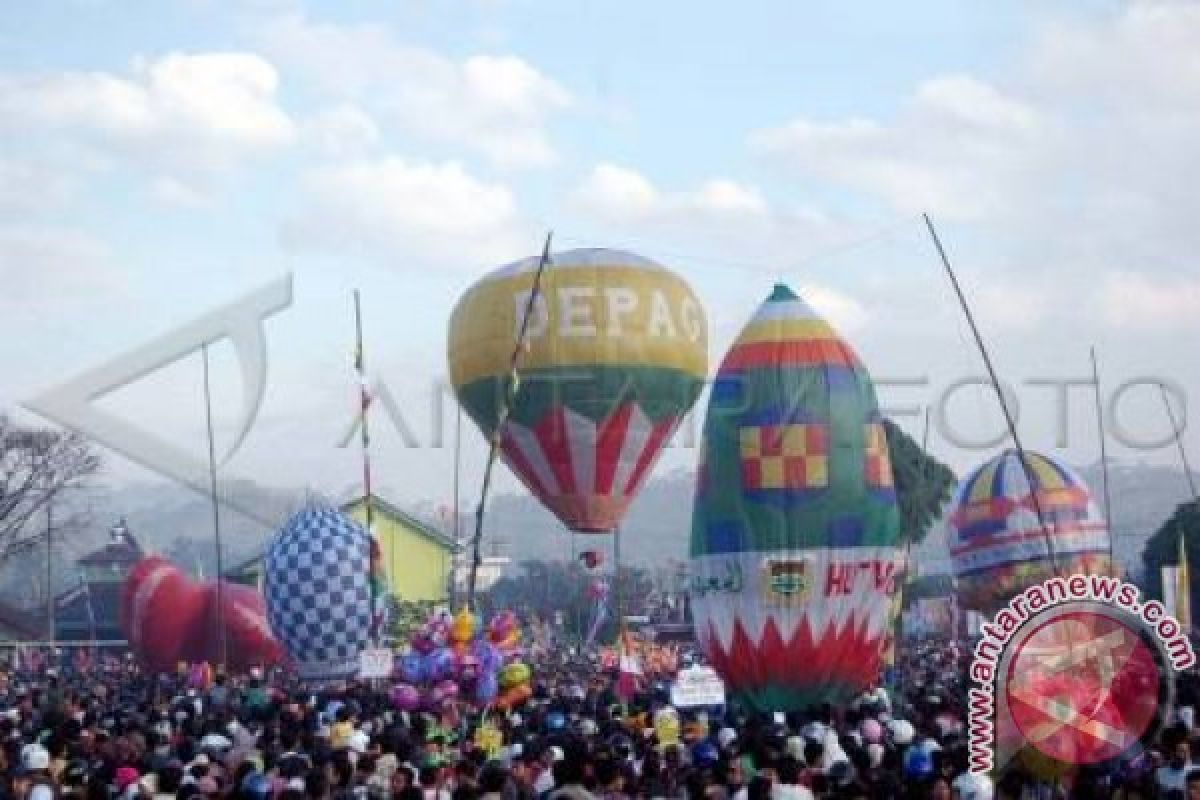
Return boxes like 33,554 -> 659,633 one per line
265,504 -> 373,682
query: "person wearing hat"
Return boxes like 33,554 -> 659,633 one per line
14,744 -> 56,800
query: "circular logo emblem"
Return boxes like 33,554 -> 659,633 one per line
1004,607 -> 1167,765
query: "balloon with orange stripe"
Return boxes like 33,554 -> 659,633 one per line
690,284 -> 901,711
950,449 -> 1113,613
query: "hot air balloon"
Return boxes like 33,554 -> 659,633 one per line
689,284 -> 900,711
265,505 -> 374,683
949,449 -> 1112,613
448,248 -> 708,533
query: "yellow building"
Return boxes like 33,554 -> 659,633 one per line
227,497 -> 458,605
343,495 -> 458,604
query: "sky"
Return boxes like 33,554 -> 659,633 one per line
1,0 -> 1197,515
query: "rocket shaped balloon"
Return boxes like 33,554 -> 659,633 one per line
689,284 -> 901,712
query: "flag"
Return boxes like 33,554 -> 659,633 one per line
1163,565 -> 1180,620
585,599 -> 609,647
369,535 -> 388,633
1179,533 -> 1192,633
354,291 -> 388,641
882,547 -> 909,688
617,631 -> 642,701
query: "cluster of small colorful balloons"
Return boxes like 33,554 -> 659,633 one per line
390,608 -> 533,712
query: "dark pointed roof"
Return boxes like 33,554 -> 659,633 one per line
77,519 -> 144,567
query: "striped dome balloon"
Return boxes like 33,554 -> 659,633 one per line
949,449 -> 1112,613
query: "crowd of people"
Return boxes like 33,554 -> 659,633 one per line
0,637 -> 1198,800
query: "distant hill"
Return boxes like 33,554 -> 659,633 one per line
0,479 -> 310,608
1,457 -> 1191,611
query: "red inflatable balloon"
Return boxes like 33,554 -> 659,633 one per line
121,556 -> 284,671
120,557 -> 209,672
200,582 -> 286,669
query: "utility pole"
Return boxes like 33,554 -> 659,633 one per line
45,497 -> 54,645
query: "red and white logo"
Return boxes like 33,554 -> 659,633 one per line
1003,607 -> 1166,766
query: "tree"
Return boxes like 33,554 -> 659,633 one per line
1141,499 -> 1200,613
0,415 -> 101,564
884,418 -> 957,546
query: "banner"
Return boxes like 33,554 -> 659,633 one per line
670,666 -> 726,708
359,648 -> 393,679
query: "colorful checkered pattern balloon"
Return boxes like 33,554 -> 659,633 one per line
265,505 -> 373,683
949,449 -> 1112,613
690,284 -> 901,711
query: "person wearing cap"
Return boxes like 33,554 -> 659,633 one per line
14,744 -> 56,800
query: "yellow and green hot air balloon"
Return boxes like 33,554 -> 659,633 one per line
448,248 -> 708,533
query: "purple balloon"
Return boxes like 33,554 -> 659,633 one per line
436,679 -> 460,700
474,640 -> 502,673
430,648 -> 457,681
400,653 -> 427,684
390,683 -> 420,711
476,671 -> 499,703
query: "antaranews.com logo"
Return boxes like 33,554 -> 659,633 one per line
968,574 -> 1195,776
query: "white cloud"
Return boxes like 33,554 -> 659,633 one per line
305,104 -> 380,158
693,179 -> 769,215
281,156 -> 526,268
751,75 -> 1044,221
148,176 -> 211,209
0,52 -> 295,176
574,163 -> 769,223
574,164 -> 659,218
0,225 -> 123,305
258,14 -> 570,169
0,159 -> 74,214
798,284 -> 869,334
1100,271 -> 1200,330
750,2 -> 1200,338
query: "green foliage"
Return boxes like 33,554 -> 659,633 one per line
883,418 -> 957,545
904,573 -> 956,606
1141,500 -> 1200,609
387,598 -> 439,644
